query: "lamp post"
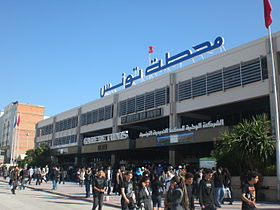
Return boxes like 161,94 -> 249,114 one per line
25,133 -> 30,150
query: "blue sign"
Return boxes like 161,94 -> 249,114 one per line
100,36 -> 224,97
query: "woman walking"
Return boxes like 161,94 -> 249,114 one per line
164,175 -> 189,210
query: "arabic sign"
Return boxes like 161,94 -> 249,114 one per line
121,108 -> 162,124
100,36 -> 224,97
83,131 -> 129,145
140,119 -> 224,138
157,131 -> 194,146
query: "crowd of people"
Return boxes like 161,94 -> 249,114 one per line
0,164 -> 260,210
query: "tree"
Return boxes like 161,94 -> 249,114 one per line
19,142 -> 51,167
211,114 -> 275,174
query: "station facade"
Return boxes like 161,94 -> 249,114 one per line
35,32 -> 280,168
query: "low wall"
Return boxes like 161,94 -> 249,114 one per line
231,176 -> 277,202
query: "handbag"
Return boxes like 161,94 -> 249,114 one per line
223,187 -> 231,199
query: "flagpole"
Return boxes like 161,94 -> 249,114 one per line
11,125 -> 16,165
16,117 -> 21,164
268,27 -> 280,201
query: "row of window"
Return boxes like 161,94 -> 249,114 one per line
37,124 -> 53,136
81,105 -> 113,126
118,87 -> 169,117
176,57 -> 268,102
53,135 -> 77,146
55,116 -> 78,132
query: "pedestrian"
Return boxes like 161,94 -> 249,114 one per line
136,176 -> 153,210
164,170 -> 174,193
85,167 -> 92,198
28,166 -> 34,184
223,168 -> 233,205
198,168 -> 216,210
50,166 -> 60,190
79,168 -> 85,187
19,167 -> 28,190
41,167 -> 47,183
151,175 -> 164,210
35,166 -> 42,185
10,166 -> 19,194
120,171 -> 136,210
115,168 -> 124,195
185,172 -> 195,210
241,171 -> 259,210
164,175 -> 189,210
3,166 -> 8,180
193,168 -> 203,198
92,170 -> 107,210
59,167 -> 66,184
213,167 -> 224,208
106,166 -> 113,195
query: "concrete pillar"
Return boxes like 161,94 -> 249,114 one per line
169,148 -> 176,166
111,152 -> 119,168
112,94 -> 120,133
168,73 -> 181,166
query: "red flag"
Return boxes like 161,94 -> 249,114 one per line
148,46 -> 155,54
17,114 -> 20,126
263,0 -> 272,28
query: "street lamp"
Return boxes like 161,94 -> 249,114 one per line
25,133 -> 30,150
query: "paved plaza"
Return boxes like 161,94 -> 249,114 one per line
0,178 -> 280,209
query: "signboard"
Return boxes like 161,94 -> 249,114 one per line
83,131 -> 129,145
156,131 -> 194,146
199,157 -> 217,169
140,119 -> 224,138
121,108 -> 162,124
100,36 -> 224,97
98,144 -> 107,151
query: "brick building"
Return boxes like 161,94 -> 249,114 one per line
0,102 -> 45,164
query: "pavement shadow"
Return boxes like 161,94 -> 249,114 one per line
46,201 -> 89,205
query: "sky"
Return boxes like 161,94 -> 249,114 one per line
0,0 -> 280,116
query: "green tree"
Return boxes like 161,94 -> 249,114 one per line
211,114 -> 275,174
19,142 -> 51,167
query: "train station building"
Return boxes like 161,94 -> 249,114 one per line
35,32 -> 280,168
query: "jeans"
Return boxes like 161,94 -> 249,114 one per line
107,180 -> 112,195
85,181 -> 91,197
215,187 -> 224,207
92,193 -> 104,210
52,180 -> 58,190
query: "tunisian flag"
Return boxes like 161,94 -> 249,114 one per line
17,114 -> 21,126
263,0 -> 272,28
148,46 -> 155,54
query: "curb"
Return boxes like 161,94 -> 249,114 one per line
0,180 -> 121,208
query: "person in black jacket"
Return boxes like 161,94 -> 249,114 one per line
92,170 -> 107,210
50,167 -> 60,190
241,171 -> 259,210
213,167 -> 224,208
151,175 -> 164,210
185,172 -> 195,210
198,169 -> 216,210
165,175 -> 189,210
137,176 -> 153,210
120,171 -> 135,210
85,167 -> 92,198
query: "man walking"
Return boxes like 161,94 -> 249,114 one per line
198,169 -> 216,210
241,171 -> 259,210
10,166 -> 19,194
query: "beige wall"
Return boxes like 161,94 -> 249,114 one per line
82,139 -> 130,154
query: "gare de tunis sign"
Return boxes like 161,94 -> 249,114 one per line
100,36 -> 224,97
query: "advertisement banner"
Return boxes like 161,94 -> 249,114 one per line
156,131 -> 194,146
